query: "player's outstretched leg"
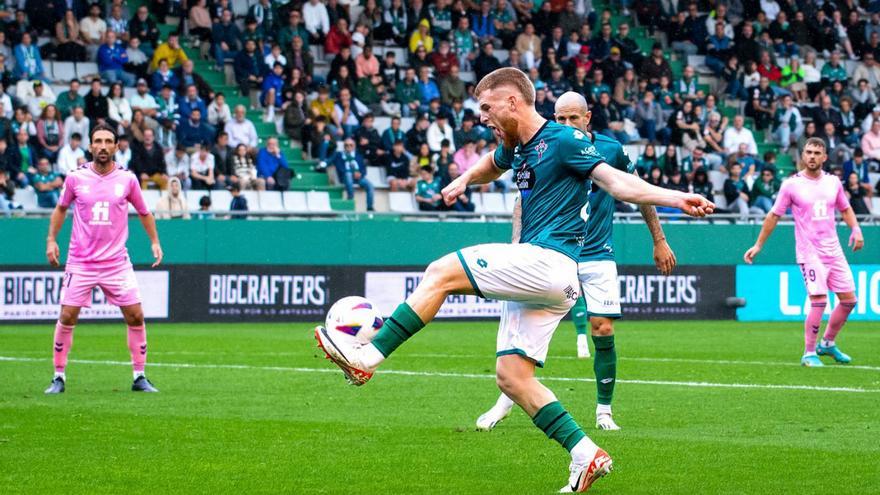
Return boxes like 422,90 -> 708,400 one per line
122,305 -> 159,392
817,298 -> 857,364
316,252 -> 471,385
45,319 -> 75,394
571,296 -> 590,358
801,297 -> 826,367
476,393 -> 515,431
496,355 -> 612,492
590,318 -> 619,430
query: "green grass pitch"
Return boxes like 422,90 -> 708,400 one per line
1,320 -> 879,494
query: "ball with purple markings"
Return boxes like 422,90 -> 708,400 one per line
324,296 -> 384,343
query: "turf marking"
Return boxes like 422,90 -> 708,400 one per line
1,355 -> 878,394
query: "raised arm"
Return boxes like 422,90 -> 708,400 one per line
840,206 -> 864,252
441,151 -> 505,205
46,204 -> 69,267
589,163 -> 714,216
743,212 -> 780,263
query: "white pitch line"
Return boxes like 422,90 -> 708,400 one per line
1,356 -> 877,394
403,353 -> 880,372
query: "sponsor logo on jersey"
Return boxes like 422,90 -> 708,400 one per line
515,165 -> 535,199
581,145 -> 601,158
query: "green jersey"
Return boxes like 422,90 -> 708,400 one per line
494,121 -> 604,261
579,133 -> 633,261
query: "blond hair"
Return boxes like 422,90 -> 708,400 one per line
474,68 -> 535,105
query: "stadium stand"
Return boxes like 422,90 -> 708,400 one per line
0,0 -> 878,221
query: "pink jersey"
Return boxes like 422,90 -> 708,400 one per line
59,163 -> 149,271
771,171 -> 850,263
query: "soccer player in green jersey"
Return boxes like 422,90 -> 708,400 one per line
316,68 -> 713,493
475,92 -> 677,433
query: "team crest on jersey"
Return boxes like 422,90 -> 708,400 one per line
534,139 -> 548,162
114,183 -> 125,198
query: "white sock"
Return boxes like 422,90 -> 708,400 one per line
577,334 -> 588,345
494,393 -> 515,413
804,351 -> 818,357
570,437 -> 600,465
133,371 -> 145,380
596,404 -> 612,416
361,343 -> 387,369
54,371 -> 66,381
821,339 -> 834,347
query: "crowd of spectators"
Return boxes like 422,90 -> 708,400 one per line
1,0 -> 879,217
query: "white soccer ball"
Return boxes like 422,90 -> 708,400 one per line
325,296 -> 384,343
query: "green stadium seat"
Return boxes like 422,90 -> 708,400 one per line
775,153 -> 795,173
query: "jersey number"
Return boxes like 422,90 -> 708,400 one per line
91,201 -> 110,222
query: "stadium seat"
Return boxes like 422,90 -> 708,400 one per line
708,170 -> 726,193
52,61 -> 76,83
374,116 -> 392,134
306,190 -> 332,212
142,190 -> 161,211
388,191 -> 417,213
459,71 -> 476,83
211,189 -> 233,210
365,166 -> 387,189
242,190 -> 260,211
75,62 -> 99,80
186,191 -> 205,211
872,197 -> 880,213
470,192 -> 484,212
259,190 -> 284,211
482,192 -> 506,213
16,188 -> 37,210
282,191 -> 308,212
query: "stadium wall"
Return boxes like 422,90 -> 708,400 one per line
2,219 -> 878,322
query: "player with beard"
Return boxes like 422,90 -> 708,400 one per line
745,138 -> 864,367
44,124 -> 164,394
315,68 -> 713,492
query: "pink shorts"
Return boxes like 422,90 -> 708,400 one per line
60,263 -> 142,308
799,257 -> 856,296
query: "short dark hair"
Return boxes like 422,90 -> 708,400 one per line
804,137 -> 826,150
71,132 -> 82,141
90,124 -> 118,143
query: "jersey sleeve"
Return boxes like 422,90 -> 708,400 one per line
58,174 -> 76,207
834,179 -> 850,211
770,180 -> 792,216
562,129 -> 605,179
127,174 -> 151,215
492,145 -> 515,170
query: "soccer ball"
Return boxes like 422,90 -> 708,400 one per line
325,296 -> 384,343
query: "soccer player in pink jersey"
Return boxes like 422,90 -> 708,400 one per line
44,125 -> 164,394
744,138 -> 865,367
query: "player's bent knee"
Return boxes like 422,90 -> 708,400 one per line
423,254 -> 469,293
590,318 -> 614,337
122,307 -> 145,327
59,307 -> 79,326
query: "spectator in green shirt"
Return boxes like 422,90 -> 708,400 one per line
55,79 -> 85,120
32,158 -> 63,208
750,166 -> 781,213
820,51 -> 848,87
394,67 -> 423,117
414,165 -> 442,211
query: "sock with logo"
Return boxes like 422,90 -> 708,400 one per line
823,300 -> 856,343
571,295 -> 588,336
370,303 -> 426,359
592,335 -> 616,406
127,325 -> 147,374
532,401 -> 589,453
53,322 -> 74,375
804,298 -> 827,354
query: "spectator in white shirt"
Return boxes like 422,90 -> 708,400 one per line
302,0 -> 330,45
208,92 -> 232,127
224,105 -> 258,153
80,3 -> 107,60
723,115 -> 758,155
190,145 -> 216,190
57,133 -> 86,176
130,78 -> 160,127
427,113 -> 455,153
164,144 -> 192,189
0,81 -> 12,119
114,134 -> 132,170
63,107 -> 91,148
